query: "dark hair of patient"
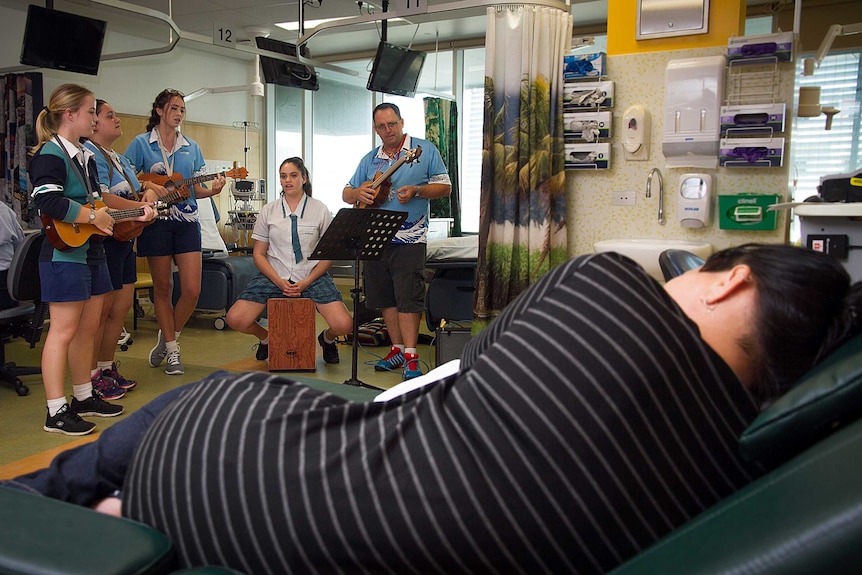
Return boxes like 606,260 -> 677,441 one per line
702,243 -> 862,400
279,157 -> 313,197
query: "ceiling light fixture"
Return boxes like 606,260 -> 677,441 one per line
275,16 -> 356,32
185,55 -> 265,101
276,15 -> 405,31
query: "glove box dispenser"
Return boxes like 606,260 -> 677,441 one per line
720,103 -> 786,136
565,143 -> 611,170
719,137 -> 785,168
564,111 -> 612,142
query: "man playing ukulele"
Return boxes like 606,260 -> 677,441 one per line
342,103 -> 451,380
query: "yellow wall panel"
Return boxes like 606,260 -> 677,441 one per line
608,0 -> 746,56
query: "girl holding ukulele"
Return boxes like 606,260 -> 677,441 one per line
85,98 -> 168,395
124,89 -> 226,375
30,84 -> 156,435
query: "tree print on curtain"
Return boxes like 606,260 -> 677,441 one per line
474,5 -> 572,332
424,97 -> 461,236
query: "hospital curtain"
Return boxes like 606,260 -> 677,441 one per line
424,97 -> 462,236
473,5 -> 572,331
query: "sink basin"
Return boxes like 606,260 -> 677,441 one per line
593,239 -> 713,281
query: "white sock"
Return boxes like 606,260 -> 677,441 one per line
394,344 -> 405,353
90,368 -> 100,378
175,331 -> 181,341
165,340 -> 179,354
97,361 -> 112,371
322,332 -> 335,344
405,347 -> 417,357
73,382 -> 94,402
261,336 -> 269,345
47,397 -> 67,417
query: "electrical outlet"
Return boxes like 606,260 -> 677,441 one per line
612,191 -> 636,206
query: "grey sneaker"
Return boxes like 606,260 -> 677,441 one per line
165,349 -> 184,375
149,330 -> 167,367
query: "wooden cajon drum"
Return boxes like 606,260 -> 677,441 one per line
268,298 -> 316,371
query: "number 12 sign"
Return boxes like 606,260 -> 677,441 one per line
213,21 -> 235,48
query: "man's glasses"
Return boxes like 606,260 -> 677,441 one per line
375,121 -> 401,131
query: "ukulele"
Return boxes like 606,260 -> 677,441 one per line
138,167 -> 248,193
113,167 -> 249,242
354,146 -> 422,209
42,200 -> 171,252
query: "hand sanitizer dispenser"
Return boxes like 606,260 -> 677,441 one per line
678,173 -> 713,228
622,104 -> 650,161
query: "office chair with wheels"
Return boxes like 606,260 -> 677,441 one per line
658,249 -> 705,282
0,232 -> 46,396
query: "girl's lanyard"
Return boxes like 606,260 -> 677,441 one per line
55,136 -> 95,208
281,195 -> 308,220
92,142 -> 140,200
154,129 -> 176,178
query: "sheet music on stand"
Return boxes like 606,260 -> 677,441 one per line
309,208 -> 407,389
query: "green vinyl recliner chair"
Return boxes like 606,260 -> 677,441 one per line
610,331 -> 862,575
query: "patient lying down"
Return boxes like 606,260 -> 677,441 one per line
7,244 -> 860,574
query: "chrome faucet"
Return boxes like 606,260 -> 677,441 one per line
646,168 -> 665,226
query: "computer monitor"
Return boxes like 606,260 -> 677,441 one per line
255,36 -> 319,91
366,41 -> 426,98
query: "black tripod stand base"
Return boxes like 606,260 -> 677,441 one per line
307,209 -> 408,398
343,378 -> 385,391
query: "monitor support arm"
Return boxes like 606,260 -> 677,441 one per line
803,22 -> 862,76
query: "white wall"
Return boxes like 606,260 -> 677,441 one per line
0,5 -> 263,128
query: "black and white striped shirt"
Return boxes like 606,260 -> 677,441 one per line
125,253 -> 763,574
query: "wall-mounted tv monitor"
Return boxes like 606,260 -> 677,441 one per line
20,5 -> 107,76
367,41 -> 426,98
255,37 -> 319,91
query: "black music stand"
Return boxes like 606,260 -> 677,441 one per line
308,208 -> 407,389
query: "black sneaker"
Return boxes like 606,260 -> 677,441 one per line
255,342 -> 268,361
44,404 -> 96,436
70,392 -> 124,418
318,331 -> 340,364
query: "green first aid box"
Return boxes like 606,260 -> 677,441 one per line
718,194 -> 782,230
